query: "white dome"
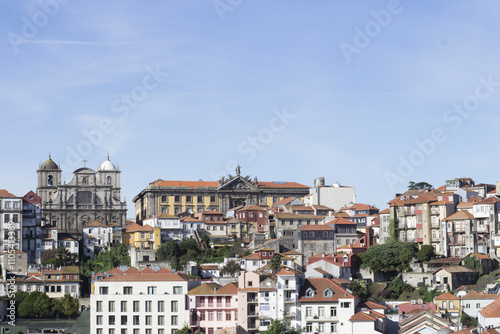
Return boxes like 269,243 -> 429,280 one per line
100,156 -> 116,171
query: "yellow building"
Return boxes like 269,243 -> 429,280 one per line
434,292 -> 461,317
122,223 -> 161,250
132,167 -> 309,223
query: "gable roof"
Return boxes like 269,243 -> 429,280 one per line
442,210 -> 474,221
298,278 -> 356,302
434,292 -> 459,300
328,217 -> 356,225
84,220 -> 107,228
124,223 -> 153,232
480,298 -> 500,318
461,290 -> 497,300
215,282 -> 238,295
188,282 -> 222,295
0,189 -> 16,198
349,309 -> 386,322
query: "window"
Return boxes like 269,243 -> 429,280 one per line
158,301 -> 164,312
318,323 -> 324,334
121,330 -> 127,334
96,301 -> 103,312
186,196 -> 192,203
99,287 -> 108,295
123,286 -> 132,294
225,296 -> 231,306
197,196 -> 203,203
305,288 -> 314,297
306,307 -> 312,318
158,315 -> 164,325
200,312 -> 206,321
226,312 -> 231,321
173,286 -> 183,294
318,307 -> 324,318
171,315 -> 178,326
109,316 -> 115,325
208,312 -> 214,321
146,315 -> 152,325
449,301 -> 453,309
121,301 -> 127,312
141,232 -> 146,239
145,301 -> 152,312
331,323 -> 337,333
147,286 -> 157,295
158,330 -> 164,334
330,307 -> 337,317
109,329 -> 115,334
210,196 -> 216,203
133,301 -> 140,312
306,323 -> 312,334
324,288 -> 333,297
175,195 -> 181,203
109,301 -> 115,312
121,315 -> 127,325
442,301 -> 446,309
97,330 -> 103,334
341,302 -> 350,308
96,315 -> 103,325
161,195 -> 168,202
477,303 -> 481,308
171,300 -> 178,312
133,315 -> 140,325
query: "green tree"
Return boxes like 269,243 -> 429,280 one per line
19,291 -> 52,318
176,325 -> 192,334
270,254 -> 282,273
348,280 -> 368,302
14,291 -> 29,315
388,219 -> 398,242
359,241 -> 418,272
387,277 -> 414,299
54,293 -> 79,319
261,319 -> 301,334
417,245 -> 435,262
221,260 -> 241,277
460,313 -> 478,328
408,181 -> 433,190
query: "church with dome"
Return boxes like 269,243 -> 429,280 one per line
36,154 -> 127,239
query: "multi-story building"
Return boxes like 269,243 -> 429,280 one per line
472,196 -> 500,256
36,155 -> 127,239
240,248 -> 277,272
91,270 -> 200,334
379,208 -> 390,244
328,217 -> 359,248
441,210 -> 475,257
298,278 -> 358,334
10,266 -> 81,298
340,203 -> 379,227
0,189 -> 22,252
188,282 -> 239,333
276,213 -> 326,250
133,167 -> 310,222
21,191 -> 42,263
460,290 -> 497,318
83,220 -> 115,258
41,223 -> 58,251
143,213 -> 182,241
236,205 -> 270,239
276,267 -> 303,331
305,178 -> 356,212
122,223 -> 161,251
296,225 -> 336,265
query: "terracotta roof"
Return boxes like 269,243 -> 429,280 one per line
286,205 -> 314,211
91,272 -> 105,280
433,266 -> 477,275
298,278 -> 356,302
188,282 -> 222,295
434,292 -> 459,300
349,309 -> 386,322
472,253 -> 491,260
23,191 -> 41,204
475,196 -> 500,205
157,267 -> 174,274
124,223 -> 154,232
237,205 -> 268,211
461,290 -> 497,300
244,253 -> 263,260
101,273 -> 190,282
107,268 -> 124,275
281,250 -> 301,256
201,265 -> 220,271
258,181 -> 309,189
442,210 -> 474,221
328,217 -> 356,225
140,267 -> 156,274
312,205 -> 334,211
274,197 -> 298,206
379,208 -> 390,214
216,282 -> 238,295
276,268 -> 300,276
154,213 -> 179,219
275,213 -> 325,220
180,216 -> 202,222
124,268 -> 141,274
158,180 -> 218,188
0,189 -> 16,197
457,202 -> 474,209
334,212 -> 351,218
480,297 -> 500,318
84,220 -> 107,228
362,301 -> 388,310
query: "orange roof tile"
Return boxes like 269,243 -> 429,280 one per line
140,267 -> 156,274
442,210 -> 474,221
157,267 -> 174,274
102,273 -> 190,282
299,225 -> 335,231
298,278 -> 356,302
0,189 -> 16,197
124,268 -> 140,274
349,309 -> 386,322
461,290 -> 497,300
434,292 -> 459,300
216,282 -> 238,295
480,298 -> 500,318
328,217 -> 356,225
107,268 -> 124,275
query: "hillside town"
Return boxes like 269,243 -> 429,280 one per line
4,156 -> 500,334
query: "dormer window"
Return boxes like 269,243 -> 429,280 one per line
305,287 -> 315,297
263,251 -> 266,256
323,288 -> 333,297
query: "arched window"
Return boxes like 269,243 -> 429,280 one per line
47,175 -> 53,186
82,177 -> 88,185
329,232 -> 334,238
107,176 -> 112,185
303,232 -> 307,239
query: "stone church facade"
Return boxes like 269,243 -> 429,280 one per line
133,166 -> 310,223
37,155 -> 127,239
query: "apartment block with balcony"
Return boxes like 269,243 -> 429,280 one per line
298,278 -> 358,334
0,189 -> 22,253
91,270 -> 200,334
22,191 -> 42,263
188,282 -> 238,334
83,220 -> 115,259
472,196 -> 500,256
276,267 -> 303,331
441,211 -> 475,257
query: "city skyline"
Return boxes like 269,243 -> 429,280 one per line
2,1 -> 500,216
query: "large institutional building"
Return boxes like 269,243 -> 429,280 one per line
36,155 -> 127,238
133,166 -> 310,223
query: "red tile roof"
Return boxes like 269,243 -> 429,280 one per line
274,197 -> 297,206
299,225 -> 334,231
328,217 -> 356,225
461,290 -> 497,300
442,210 -> 474,221
0,189 -> 16,197
107,268 -> 124,275
158,180 -> 218,188
434,292 -> 459,300
102,273 -> 190,282
124,268 -> 141,274
298,278 -> 356,302
124,223 -> 154,232
140,267 -> 156,274
349,309 -> 386,322
480,297 -> 500,318
23,191 -> 41,204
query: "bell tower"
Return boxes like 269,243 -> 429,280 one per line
37,154 -> 62,203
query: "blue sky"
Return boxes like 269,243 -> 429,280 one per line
2,0 -> 500,216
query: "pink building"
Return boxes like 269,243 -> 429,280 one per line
188,282 -> 239,334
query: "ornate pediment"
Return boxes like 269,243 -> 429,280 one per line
218,165 -> 258,191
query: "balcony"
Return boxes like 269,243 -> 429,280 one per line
247,298 -> 257,303
284,313 -> 296,318
248,311 -> 258,317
